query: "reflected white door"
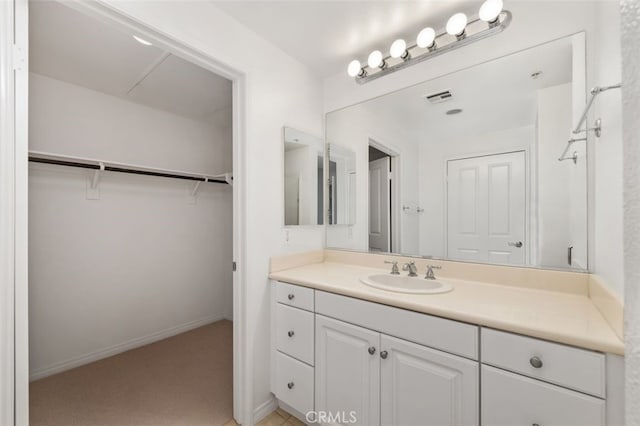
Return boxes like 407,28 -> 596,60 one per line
447,151 -> 526,265
369,157 -> 390,252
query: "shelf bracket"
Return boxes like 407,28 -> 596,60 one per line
86,162 -> 105,200
188,177 -> 207,204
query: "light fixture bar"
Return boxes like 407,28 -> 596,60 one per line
355,10 -> 512,85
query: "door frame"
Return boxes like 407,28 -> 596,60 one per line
368,138 -> 401,254
443,147 -> 533,265
1,1 -> 251,424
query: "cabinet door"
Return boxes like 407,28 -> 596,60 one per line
380,335 -> 479,426
482,365 -> 605,426
315,315 -> 380,426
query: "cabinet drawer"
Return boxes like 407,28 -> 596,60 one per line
316,290 -> 478,359
276,281 -> 314,312
275,351 -> 314,416
481,365 -> 605,426
481,328 -> 605,397
276,303 -> 314,365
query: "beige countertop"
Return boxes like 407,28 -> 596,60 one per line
270,261 -> 624,355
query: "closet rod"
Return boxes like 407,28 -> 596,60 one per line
28,152 -> 231,185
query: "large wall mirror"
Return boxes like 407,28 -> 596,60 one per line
284,127 -> 324,226
326,33 -> 589,271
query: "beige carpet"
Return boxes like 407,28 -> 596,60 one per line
30,320 -> 234,426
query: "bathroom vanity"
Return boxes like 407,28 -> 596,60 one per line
269,252 -> 624,426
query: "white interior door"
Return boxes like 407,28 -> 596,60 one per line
369,157 -> 390,252
447,151 -> 526,265
315,315 -> 380,426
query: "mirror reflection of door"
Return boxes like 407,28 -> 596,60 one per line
284,175 -> 300,225
447,151 -> 526,265
369,146 -> 392,252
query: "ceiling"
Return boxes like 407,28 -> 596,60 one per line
29,1 -> 232,120
331,36 -> 573,142
212,0 -> 479,77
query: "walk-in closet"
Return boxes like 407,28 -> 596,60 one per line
27,2 -> 235,424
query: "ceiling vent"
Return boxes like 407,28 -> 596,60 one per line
424,90 -> 453,104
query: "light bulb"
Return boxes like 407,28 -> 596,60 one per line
416,27 -> 436,49
446,13 -> 468,37
347,60 -> 362,77
368,50 -> 384,68
479,0 -> 504,23
390,39 -> 407,59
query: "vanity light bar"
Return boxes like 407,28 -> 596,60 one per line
348,1 -> 512,84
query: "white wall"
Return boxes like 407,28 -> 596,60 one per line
325,104 -> 420,253
593,1 -> 624,298
28,73 -> 233,379
621,0 -> 640,422
93,2 -> 325,419
324,0 -> 626,298
537,83 -> 573,268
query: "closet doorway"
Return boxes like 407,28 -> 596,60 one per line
24,2 -> 244,425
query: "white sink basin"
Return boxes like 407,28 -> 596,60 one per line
360,274 -> 453,295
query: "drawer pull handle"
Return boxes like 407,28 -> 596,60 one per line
530,356 -> 543,369
287,382 -> 295,390
368,346 -> 376,355
287,294 -> 295,300
287,330 -> 295,338
380,350 -> 388,359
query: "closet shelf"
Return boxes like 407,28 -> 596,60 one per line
28,151 -> 233,185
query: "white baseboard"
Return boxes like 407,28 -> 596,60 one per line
253,396 -> 278,424
29,314 -> 226,381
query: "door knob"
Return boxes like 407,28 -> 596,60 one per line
508,241 -> 523,248
380,351 -> 388,359
287,330 -> 295,338
287,382 -> 294,389
368,346 -> 376,355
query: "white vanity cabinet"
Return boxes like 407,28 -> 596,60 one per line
271,281 -> 479,425
480,328 -> 613,426
315,315 -> 381,426
270,280 -> 622,426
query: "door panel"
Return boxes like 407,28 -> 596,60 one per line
316,315 -> 380,426
447,151 -> 526,265
380,335 -> 479,426
369,156 -> 390,252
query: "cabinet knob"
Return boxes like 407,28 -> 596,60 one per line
380,350 -> 388,359
532,424 -> 540,426
368,346 -> 376,355
287,330 -> 295,338
287,293 -> 295,300
530,356 -> 543,369
287,382 -> 294,390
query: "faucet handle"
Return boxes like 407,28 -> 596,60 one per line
425,264 -> 442,279
384,260 -> 400,275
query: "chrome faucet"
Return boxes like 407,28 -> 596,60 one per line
425,265 -> 442,280
402,261 -> 418,277
384,260 -> 400,275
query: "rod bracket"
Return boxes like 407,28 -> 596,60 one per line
188,177 -> 207,204
86,162 -> 105,200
